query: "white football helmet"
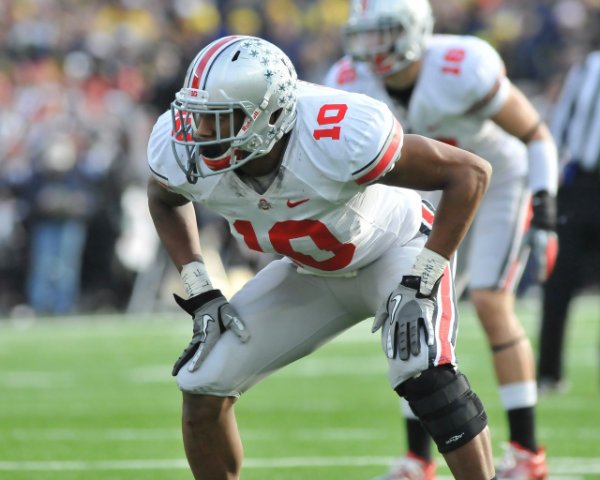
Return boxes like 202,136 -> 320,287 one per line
171,35 -> 298,180
343,0 -> 434,76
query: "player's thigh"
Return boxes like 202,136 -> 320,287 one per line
176,258 -> 365,396
356,234 -> 426,312
468,175 -> 529,290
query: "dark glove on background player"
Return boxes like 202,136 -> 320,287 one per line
172,289 -> 249,376
528,190 -> 558,283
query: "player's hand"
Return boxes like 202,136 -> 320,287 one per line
528,191 -> 558,283
172,289 -> 249,376
372,276 -> 439,361
526,229 -> 558,283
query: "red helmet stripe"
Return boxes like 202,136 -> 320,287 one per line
189,36 -> 241,90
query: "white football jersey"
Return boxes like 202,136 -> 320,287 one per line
324,34 -> 528,179
148,81 -> 422,276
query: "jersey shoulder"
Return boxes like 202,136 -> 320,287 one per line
323,56 -> 380,91
147,111 -> 190,188
147,111 -> 221,200
294,81 -> 403,186
420,34 -> 505,114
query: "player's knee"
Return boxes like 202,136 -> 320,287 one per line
395,365 -> 488,453
470,289 -> 510,318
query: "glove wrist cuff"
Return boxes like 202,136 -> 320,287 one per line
531,190 -> 557,230
409,247 -> 448,296
181,261 -> 213,297
174,289 -> 223,315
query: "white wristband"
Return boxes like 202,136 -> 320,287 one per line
410,247 -> 449,296
527,139 -> 558,196
181,261 -> 213,297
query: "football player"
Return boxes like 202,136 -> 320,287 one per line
147,35 -> 496,480
324,1 -> 557,479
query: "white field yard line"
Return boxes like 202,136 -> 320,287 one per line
8,427 -> 600,442
0,457 -> 599,476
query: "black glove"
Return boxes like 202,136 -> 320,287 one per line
172,289 -> 249,376
372,276 -> 440,361
528,191 -> 558,283
531,190 -> 557,231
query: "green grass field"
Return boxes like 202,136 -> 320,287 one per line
0,294 -> 598,479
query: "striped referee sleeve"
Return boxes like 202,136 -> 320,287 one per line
550,52 -> 600,172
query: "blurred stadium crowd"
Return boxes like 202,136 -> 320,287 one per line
1,0 -> 599,316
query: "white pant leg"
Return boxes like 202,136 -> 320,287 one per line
468,174 -> 530,290
176,233 -> 459,395
176,257 -> 367,396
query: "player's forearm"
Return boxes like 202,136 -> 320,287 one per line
526,128 -> 558,196
493,87 -> 558,195
148,195 -> 203,270
427,154 -> 491,259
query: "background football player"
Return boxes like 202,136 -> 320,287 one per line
147,35 -> 496,480
324,1 -> 558,479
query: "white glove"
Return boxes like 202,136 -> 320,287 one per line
372,276 -> 439,361
172,289 -> 249,375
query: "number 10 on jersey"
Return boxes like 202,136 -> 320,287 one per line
313,104 -> 348,140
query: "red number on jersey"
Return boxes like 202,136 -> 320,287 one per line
441,48 -> 466,76
233,220 -> 263,252
233,219 -> 356,271
444,48 -> 466,63
172,111 -> 193,141
313,104 -> 348,140
336,60 -> 357,85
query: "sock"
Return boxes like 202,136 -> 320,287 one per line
406,418 -> 432,461
507,407 -> 537,452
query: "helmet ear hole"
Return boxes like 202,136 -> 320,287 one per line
269,108 -> 283,125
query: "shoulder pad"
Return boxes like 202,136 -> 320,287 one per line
147,111 -> 189,188
295,85 -> 403,185
421,35 -> 505,115
323,56 -> 359,87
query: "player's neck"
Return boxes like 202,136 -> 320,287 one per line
383,61 -> 421,90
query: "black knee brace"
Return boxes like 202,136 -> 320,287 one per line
395,365 -> 488,453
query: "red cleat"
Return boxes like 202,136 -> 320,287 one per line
375,451 -> 436,480
497,442 -> 548,480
